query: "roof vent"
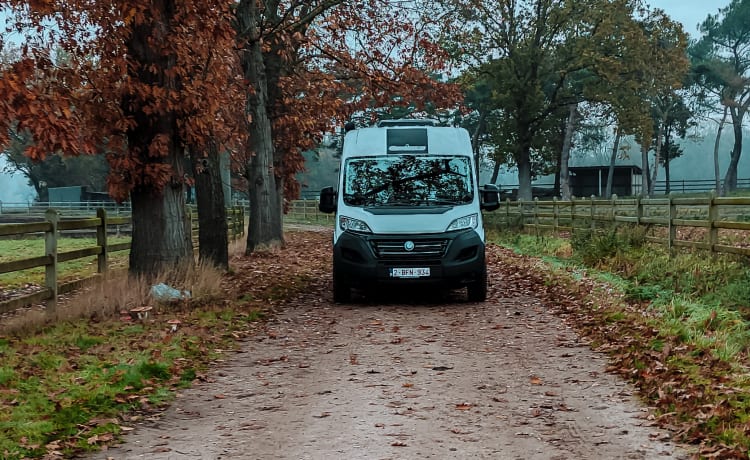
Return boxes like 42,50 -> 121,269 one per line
376,119 -> 438,128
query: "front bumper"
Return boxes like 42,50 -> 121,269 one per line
332,229 -> 486,289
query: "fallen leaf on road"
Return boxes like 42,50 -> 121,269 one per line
432,366 -> 453,371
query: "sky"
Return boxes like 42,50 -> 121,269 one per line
647,0 -> 732,38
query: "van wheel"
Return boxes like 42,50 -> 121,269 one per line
333,271 -> 351,303
467,268 -> 487,302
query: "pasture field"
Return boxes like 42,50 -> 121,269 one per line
0,237 -> 130,291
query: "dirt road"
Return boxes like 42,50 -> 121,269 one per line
87,232 -> 689,460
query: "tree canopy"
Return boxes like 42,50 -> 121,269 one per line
435,0 -> 689,199
692,0 -> 750,193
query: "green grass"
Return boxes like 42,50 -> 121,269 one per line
488,226 -> 750,455
0,237 -> 131,289
0,307 -> 267,458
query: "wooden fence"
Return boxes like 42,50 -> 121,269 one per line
285,199 -> 335,225
0,207 -> 245,315
484,194 -> 750,257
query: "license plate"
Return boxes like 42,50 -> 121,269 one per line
390,267 -> 430,278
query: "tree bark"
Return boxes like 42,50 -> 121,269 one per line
125,0 -> 193,278
490,160 -> 501,185
129,179 -> 192,278
648,120 -> 665,196
664,136 -> 671,194
237,0 -> 284,254
514,124 -> 535,201
723,107 -> 745,193
559,103 -> 577,200
605,128 -> 620,199
517,154 -> 533,201
191,140 -> 229,270
640,142 -> 650,197
714,106 -> 728,196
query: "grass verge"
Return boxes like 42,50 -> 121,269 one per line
0,231 -> 328,459
487,226 -> 750,458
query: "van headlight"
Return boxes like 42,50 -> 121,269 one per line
446,213 -> 478,232
339,215 -> 372,233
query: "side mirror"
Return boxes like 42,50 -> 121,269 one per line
480,184 -> 500,212
319,186 -> 337,214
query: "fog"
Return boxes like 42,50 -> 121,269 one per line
480,124 -> 750,189
0,157 -> 35,204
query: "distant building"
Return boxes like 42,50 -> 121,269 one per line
568,153 -> 643,197
47,186 -> 114,203
569,165 -> 643,197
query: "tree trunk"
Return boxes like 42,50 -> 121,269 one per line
640,142 -> 650,197
237,0 -> 284,254
649,121 -> 665,196
244,106 -> 284,253
723,107 -> 744,194
191,140 -> 228,270
490,160 -> 501,184
515,126 -> 534,201
129,179 -> 193,278
559,103 -> 577,200
714,106 -> 728,196
605,128 -> 620,199
664,143 -> 671,194
125,0 -> 193,278
472,110 -> 487,178
517,155 -> 533,201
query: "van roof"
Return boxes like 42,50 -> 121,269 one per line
342,124 -> 473,158
375,119 -> 438,127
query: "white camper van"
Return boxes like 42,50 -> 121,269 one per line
318,119 -> 500,302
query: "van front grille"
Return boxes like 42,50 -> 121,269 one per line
371,239 -> 448,259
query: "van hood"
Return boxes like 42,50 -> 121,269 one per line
345,205 -> 479,234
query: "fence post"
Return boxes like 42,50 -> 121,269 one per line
636,196 -> 643,226
45,209 -> 59,314
552,197 -> 559,234
590,195 -> 596,232
571,196 -> 576,231
668,192 -> 676,256
96,208 -> 109,274
505,198 -> 510,228
533,197 -> 540,237
611,194 -> 618,221
708,190 -> 718,256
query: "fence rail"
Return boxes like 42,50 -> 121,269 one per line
485,194 -> 750,258
0,206 -> 245,315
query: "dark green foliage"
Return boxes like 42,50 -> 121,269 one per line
571,228 -> 623,265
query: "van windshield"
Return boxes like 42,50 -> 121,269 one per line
342,155 -> 473,207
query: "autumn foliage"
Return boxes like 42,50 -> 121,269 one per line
1,0 -> 461,266
233,0 -> 462,204
2,1 -> 242,201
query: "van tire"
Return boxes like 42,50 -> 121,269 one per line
467,268 -> 487,302
333,270 -> 351,303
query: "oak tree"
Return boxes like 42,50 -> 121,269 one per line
1,1 -> 241,277
233,0 -> 460,253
